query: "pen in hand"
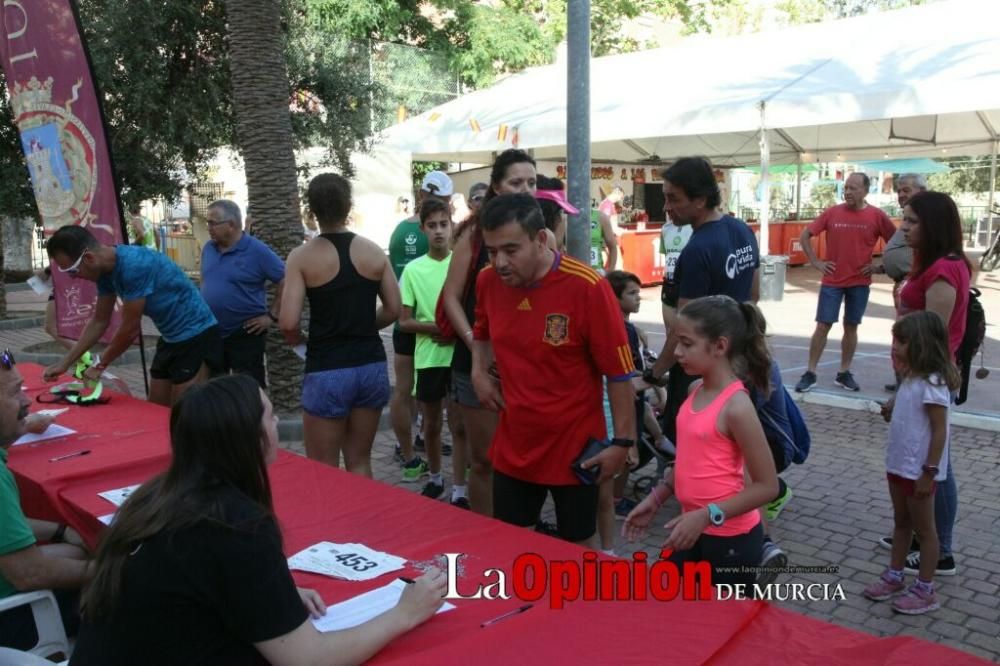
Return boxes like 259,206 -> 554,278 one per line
49,450 -> 90,462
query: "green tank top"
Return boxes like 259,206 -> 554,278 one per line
589,209 -> 604,269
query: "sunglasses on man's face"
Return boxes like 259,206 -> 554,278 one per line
0,349 -> 15,371
58,250 -> 88,275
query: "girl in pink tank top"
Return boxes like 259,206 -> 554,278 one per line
622,296 -> 779,587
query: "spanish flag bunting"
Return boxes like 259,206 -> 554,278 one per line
497,124 -> 508,142
428,112 -> 441,122
512,126 -> 519,147
469,118 -> 481,132
397,105 -> 407,123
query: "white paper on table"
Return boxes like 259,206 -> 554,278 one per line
34,408 -> 70,419
312,579 -> 454,633
27,274 -> 52,296
98,484 -> 141,507
98,513 -> 116,526
12,424 -> 77,446
288,542 -> 405,581
292,343 -> 307,360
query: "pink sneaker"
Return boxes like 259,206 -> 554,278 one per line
863,572 -> 906,601
892,584 -> 940,615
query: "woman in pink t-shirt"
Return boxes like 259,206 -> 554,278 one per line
897,192 -> 972,358
884,190 -> 970,579
622,296 -> 778,587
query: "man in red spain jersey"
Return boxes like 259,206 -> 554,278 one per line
471,193 -> 637,547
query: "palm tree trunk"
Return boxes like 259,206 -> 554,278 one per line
224,0 -> 303,412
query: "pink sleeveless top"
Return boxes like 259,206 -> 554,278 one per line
674,380 -> 760,537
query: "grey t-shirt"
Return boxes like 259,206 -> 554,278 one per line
882,228 -> 912,282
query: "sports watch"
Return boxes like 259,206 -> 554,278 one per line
610,438 -> 635,449
707,503 -> 725,527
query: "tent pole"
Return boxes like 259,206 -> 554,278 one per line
758,102 -> 770,257
987,139 -> 998,248
566,0 -> 591,264
795,155 -> 803,219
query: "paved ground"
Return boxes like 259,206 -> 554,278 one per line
4,271 -> 1000,661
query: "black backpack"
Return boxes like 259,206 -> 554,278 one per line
956,287 -> 986,405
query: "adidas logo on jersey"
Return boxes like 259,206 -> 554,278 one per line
517,298 -> 532,311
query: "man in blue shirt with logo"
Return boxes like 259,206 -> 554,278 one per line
43,225 -> 222,406
201,200 -> 285,388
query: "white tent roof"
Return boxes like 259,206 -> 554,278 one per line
380,0 -> 1000,166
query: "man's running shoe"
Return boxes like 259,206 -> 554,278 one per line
794,371 -> 817,393
451,496 -> 471,510
903,552 -> 957,577
421,480 -> 445,499
402,457 -> 427,482
835,370 -> 860,392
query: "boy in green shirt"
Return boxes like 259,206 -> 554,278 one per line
398,200 -> 468,505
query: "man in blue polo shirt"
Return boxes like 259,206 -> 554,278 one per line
201,200 -> 285,388
43,225 -> 222,406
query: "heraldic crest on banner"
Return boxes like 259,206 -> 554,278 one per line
10,75 -> 100,231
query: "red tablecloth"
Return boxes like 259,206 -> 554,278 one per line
12,363 -> 988,665
9,363 -> 170,545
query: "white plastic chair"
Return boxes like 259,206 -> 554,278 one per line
0,590 -> 69,660
0,646 -> 61,665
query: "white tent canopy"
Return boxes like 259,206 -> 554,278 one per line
380,0 -> 1000,167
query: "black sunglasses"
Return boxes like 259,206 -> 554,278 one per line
1,349 -> 15,371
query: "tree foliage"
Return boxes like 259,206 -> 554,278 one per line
928,156 -> 1000,197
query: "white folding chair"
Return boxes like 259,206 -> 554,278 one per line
0,646 -> 61,665
0,590 -> 69,660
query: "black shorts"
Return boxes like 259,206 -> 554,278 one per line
415,367 -> 450,403
150,326 -> 224,384
669,522 -> 763,587
660,279 -> 679,307
222,328 -> 267,389
493,470 -> 599,542
392,329 -> 415,356
662,362 -> 697,444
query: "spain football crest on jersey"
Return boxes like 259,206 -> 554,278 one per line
543,313 -> 569,346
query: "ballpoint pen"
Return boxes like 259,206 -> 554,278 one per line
480,604 -> 532,628
49,450 -> 90,462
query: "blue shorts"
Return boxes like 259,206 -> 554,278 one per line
816,285 -> 870,325
302,362 -> 390,418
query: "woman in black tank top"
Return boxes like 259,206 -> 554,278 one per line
279,174 -> 401,477
439,149 -> 537,515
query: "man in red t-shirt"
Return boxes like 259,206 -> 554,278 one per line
471,194 -> 637,546
795,173 -> 897,393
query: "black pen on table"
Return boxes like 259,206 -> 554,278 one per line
480,604 -> 533,628
49,450 -> 90,462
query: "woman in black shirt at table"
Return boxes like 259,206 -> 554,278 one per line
70,375 -> 445,666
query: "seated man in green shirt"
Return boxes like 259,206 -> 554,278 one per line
0,350 -> 91,650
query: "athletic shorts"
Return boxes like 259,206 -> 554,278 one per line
449,369 -> 483,409
302,362 -> 390,418
816,285 -> 870,325
416,367 -> 450,403
669,522 -> 764,588
887,472 -> 936,497
150,326 -> 224,385
493,470 -> 598,542
392,329 -> 416,356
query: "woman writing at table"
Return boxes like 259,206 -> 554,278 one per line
70,375 -> 446,665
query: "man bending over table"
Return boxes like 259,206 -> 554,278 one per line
0,350 -> 91,651
43,225 -> 223,406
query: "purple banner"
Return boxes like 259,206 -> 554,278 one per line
1,0 -> 124,341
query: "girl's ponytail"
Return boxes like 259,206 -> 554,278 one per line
738,302 -> 772,396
